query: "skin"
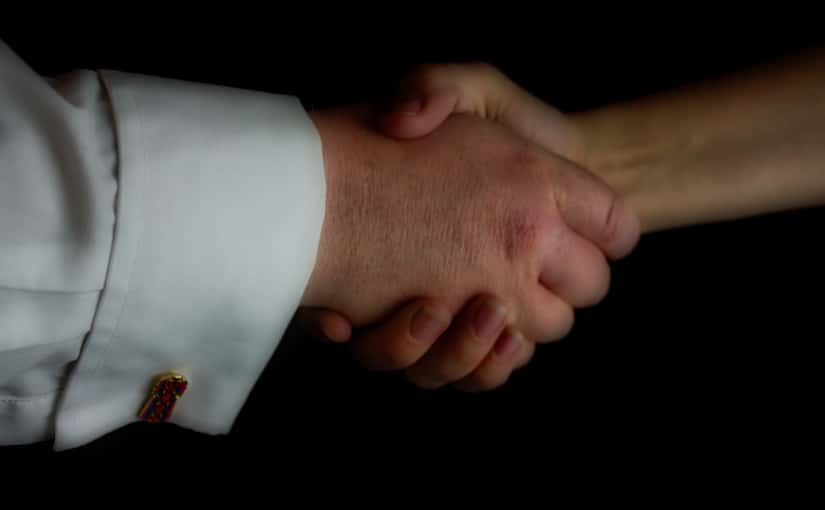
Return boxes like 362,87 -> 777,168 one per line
301,46 -> 825,391
300,105 -> 639,389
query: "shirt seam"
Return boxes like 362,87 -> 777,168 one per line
89,72 -> 147,377
0,390 -> 59,404
0,286 -> 101,295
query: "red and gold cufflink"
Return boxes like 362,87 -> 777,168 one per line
138,373 -> 188,423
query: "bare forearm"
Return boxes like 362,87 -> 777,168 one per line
572,46 -> 825,233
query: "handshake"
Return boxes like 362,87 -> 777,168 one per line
295,64 -> 641,391
294,52 -> 825,392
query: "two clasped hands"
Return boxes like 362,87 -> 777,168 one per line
293,50 -> 825,391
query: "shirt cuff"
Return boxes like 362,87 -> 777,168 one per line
53,71 -> 326,450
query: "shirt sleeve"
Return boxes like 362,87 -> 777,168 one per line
0,41 -> 327,450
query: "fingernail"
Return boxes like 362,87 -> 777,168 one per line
410,307 -> 448,343
494,329 -> 524,358
474,300 -> 507,338
395,98 -> 423,115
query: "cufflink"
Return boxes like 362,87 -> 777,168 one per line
139,373 -> 188,423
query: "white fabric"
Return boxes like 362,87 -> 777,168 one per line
0,41 -> 327,450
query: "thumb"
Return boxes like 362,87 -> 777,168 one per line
553,160 -> 641,260
294,307 -> 354,343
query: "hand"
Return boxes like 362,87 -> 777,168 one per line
298,64 -> 636,390
299,294 -> 533,391
379,62 -> 587,167
303,105 -> 636,327
296,101 -> 638,388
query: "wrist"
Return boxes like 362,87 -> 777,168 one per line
301,110 -> 338,307
300,105 -> 381,309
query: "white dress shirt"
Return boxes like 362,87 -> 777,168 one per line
0,41 -> 327,449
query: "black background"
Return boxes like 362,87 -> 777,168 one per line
1,17 -> 823,473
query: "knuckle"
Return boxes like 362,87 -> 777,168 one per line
571,254 -> 612,308
356,334 -> 418,371
510,139 -> 545,170
538,304 -> 575,343
447,335 -> 491,378
407,352 -> 465,387
499,206 -> 550,266
555,306 -> 576,340
451,340 -> 484,373
383,342 -> 417,370
585,261 -> 612,307
516,343 -> 535,369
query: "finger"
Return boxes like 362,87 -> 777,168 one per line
453,326 -> 527,392
379,63 -> 503,140
351,298 -> 451,371
295,307 -> 353,343
379,86 -> 459,139
514,339 -> 536,370
405,295 -> 510,389
524,283 -> 575,344
539,223 -> 612,308
551,159 -> 641,260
